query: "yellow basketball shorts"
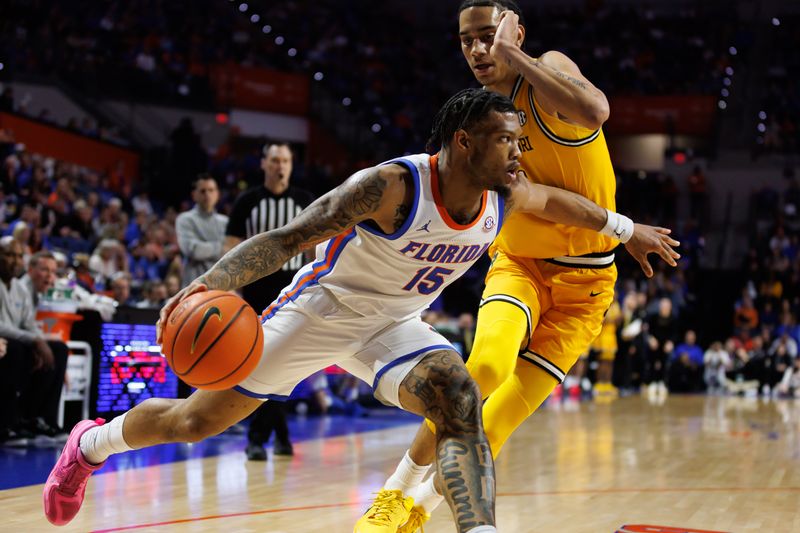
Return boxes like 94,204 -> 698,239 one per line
476,248 -> 617,384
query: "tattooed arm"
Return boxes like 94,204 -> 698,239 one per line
156,164 -> 410,341
201,166 -> 391,291
490,11 -> 609,129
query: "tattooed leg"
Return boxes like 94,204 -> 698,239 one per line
397,350 -> 495,532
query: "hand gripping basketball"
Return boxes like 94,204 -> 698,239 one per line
158,284 -> 264,390
157,280 -> 209,344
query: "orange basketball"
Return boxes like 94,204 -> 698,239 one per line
161,290 -> 263,390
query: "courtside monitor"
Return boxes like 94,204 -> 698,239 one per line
95,307 -> 179,415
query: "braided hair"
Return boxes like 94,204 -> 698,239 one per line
427,88 -> 517,152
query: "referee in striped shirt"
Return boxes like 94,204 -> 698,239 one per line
225,142 -> 314,460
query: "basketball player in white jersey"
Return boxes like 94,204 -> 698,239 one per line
43,88 -> 678,533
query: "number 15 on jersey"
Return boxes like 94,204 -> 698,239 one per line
402,266 -> 455,295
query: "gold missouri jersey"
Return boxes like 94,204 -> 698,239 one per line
496,76 -> 618,259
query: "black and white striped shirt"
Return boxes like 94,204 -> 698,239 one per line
226,185 -> 315,272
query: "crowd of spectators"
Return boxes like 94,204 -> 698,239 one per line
713,175 -> 800,399
0,124 -> 328,312
1,0 -> 748,156
0,129 -> 183,307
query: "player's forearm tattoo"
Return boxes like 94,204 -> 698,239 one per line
403,351 -> 495,532
201,168 -> 388,291
532,59 -> 590,91
553,69 -> 588,90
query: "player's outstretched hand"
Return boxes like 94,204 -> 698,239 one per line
156,279 -> 209,344
624,224 -> 680,278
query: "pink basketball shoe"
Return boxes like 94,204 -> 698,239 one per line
43,418 -> 106,526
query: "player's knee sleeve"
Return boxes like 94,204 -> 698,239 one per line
467,302 -> 530,398
482,375 -> 530,458
481,362 -> 559,458
513,362 -> 560,412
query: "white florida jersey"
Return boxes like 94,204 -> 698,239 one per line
261,153 -> 505,322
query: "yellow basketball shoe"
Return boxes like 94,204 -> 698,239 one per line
398,505 -> 430,533
354,489 -> 414,532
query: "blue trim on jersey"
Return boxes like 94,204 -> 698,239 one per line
497,195 -> 505,234
233,385 -> 290,401
356,158 -> 421,241
261,229 -> 357,321
372,343 -> 455,390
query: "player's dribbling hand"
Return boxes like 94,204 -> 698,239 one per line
624,224 -> 680,278
156,279 -> 209,344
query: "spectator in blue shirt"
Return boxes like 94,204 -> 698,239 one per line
669,329 -> 705,392
673,330 -> 704,366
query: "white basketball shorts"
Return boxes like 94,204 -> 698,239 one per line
234,285 -> 455,408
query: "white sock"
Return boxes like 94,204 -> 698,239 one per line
79,414 -> 134,464
383,451 -> 431,493
412,475 -> 444,514
466,527 -> 496,533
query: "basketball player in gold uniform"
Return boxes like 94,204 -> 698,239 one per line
355,1 -> 679,531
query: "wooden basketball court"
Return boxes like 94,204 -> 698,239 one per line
5,395 -> 800,532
